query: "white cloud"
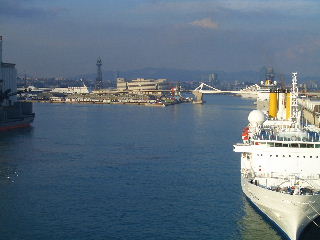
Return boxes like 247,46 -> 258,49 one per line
135,0 -> 320,15
190,18 -> 218,29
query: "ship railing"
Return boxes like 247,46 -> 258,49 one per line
246,176 -> 320,195
252,172 -> 320,180
252,134 -> 320,143
251,139 -> 320,148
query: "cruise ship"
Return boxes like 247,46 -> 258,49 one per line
234,73 -> 320,240
51,80 -> 89,94
238,68 -> 278,111
237,84 -> 260,99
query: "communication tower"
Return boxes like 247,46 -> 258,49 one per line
95,57 -> 103,90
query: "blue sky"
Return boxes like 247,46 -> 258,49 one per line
1,0 -> 320,77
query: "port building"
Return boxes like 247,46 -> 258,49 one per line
116,77 -> 169,91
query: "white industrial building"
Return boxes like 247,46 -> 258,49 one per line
0,36 -> 17,104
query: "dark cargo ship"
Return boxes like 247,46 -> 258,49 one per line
0,36 -> 35,131
0,100 -> 35,131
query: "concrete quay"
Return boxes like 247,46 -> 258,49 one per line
27,92 -> 192,107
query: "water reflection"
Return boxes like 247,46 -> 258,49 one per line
239,197 -> 283,240
0,127 -> 32,184
0,162 -> 18,184
0,126 -> 34,140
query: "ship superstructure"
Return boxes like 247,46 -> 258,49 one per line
234,73 -> 320,240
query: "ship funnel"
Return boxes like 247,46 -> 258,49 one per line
277,90 -> 287,120
269,90 -> 278,118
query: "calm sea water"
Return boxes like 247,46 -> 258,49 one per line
0,95 -> 318,240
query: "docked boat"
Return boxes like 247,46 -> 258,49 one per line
0,36 -> 35,131
237,84 -> 260,99
238,68 -> 278,112
50,80 -> 89,95
256,68 -> 278,112
0,100 -> 35,131
234,73 -> 320,240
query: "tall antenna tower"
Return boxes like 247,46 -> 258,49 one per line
95,57 -> 103,90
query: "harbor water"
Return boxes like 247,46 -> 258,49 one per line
0,95 -> 319,240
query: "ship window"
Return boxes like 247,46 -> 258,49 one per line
297,155 -> 300,158
316,144 -> 320,148
282,144 -> 288,147
310,156 -> 313,158
307,144 -> 314,148
268,143 -> 275,147
275,143 -> 282,147
283,155 -> 285,157
300,144 -> 307,148
276,155 -> 278,157
290,143 -> 299,148
289,155 -> 291,157
317,156 -> 319,158
303,156 -> 306,158
270,155 -> 272,157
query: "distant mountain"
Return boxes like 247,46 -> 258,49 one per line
78,67 -> 319,84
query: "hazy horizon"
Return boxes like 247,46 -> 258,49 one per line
1,0 -> 320,77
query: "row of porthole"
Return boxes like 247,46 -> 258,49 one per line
256,154 -> 319,159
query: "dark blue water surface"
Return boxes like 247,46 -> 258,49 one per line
0,95 -> 313,240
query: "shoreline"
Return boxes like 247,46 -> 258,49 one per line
23,100 -> 190,107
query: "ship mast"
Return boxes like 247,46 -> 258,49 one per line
290,72 -> 299,127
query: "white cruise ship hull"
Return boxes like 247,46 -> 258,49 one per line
241,176 -> 320,240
